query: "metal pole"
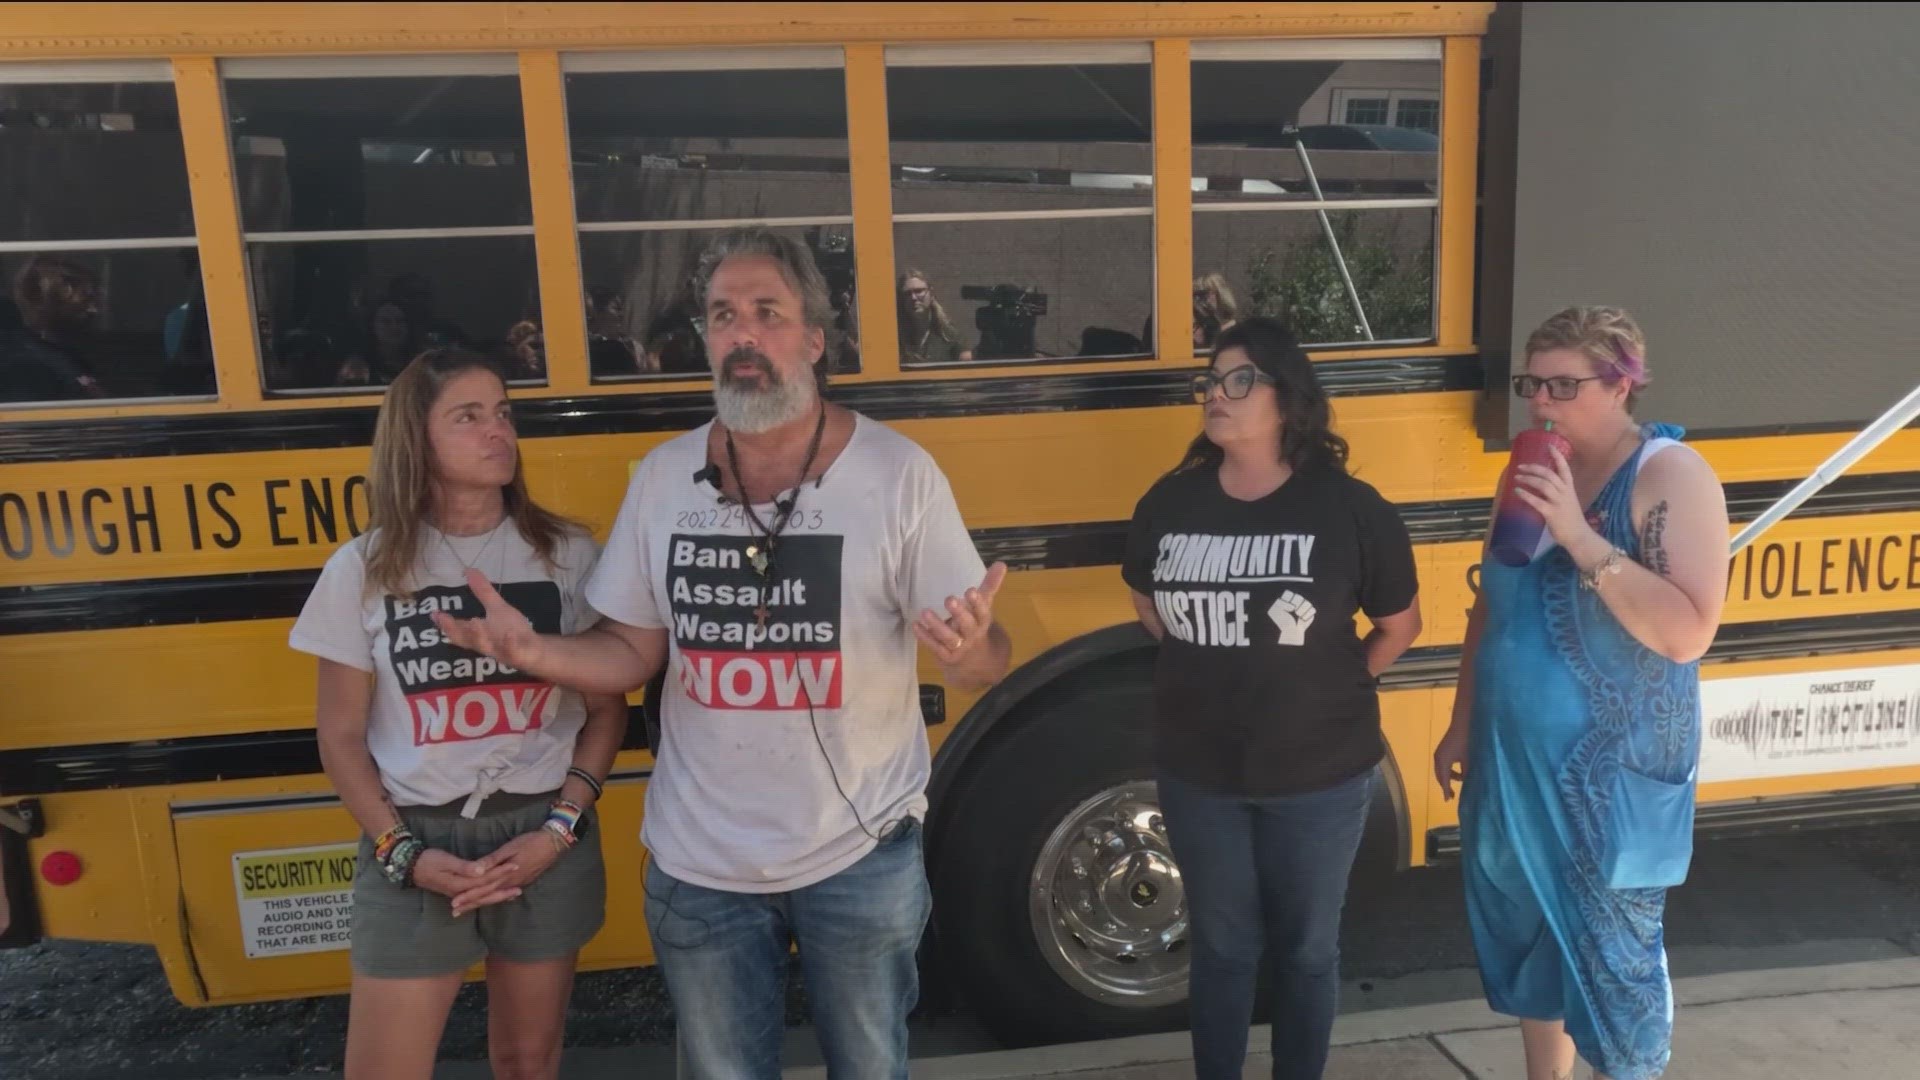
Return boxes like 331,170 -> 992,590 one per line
1294,142 -> 1375,341
1730,381 -> 1920,555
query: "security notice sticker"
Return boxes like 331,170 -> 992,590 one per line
1701,664 -> 1920,784
233,843 -> 358,959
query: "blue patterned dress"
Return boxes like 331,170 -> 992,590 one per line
1461,423 -> 1701,1080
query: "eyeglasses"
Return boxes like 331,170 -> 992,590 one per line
1190,364 -> 1275,403
1512,374 -> 1607,401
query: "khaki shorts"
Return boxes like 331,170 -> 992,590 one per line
349,789 -> 606,979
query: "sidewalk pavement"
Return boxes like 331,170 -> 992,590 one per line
397,952 -> 1920,1079
816,955 -> 1920,1080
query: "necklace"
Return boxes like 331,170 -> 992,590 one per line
723,404 -> 829,628
437,514 -> 507,577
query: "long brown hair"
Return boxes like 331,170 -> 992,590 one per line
362,348 -> 583,597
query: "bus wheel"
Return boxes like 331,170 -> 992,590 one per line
933,677 -> 1191,1047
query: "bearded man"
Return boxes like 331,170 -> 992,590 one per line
434,227 -> 1011,1080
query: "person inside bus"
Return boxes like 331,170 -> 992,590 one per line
504,319 -> 547,382
288,348 -> 627,1080
339,301 -> 420,387
1433,306 -> 1729,1080
1122,316 -> 1424,1080
1192,271 -> 1241,351
2,254 -> 110,402
897,268 -> 972,364
388,271 -> 469,351
1140,271 -> 1244,356
643,270 -> 710,376
428,226 -> 1013,1080
586,284 -> 649,377
159,249 -> 216,395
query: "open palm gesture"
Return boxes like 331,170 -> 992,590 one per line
915,562 -> 1008,665
431,568 -> 545,672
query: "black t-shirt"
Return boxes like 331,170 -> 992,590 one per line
1122,463 -> 1419,797
0,332 -> 107,403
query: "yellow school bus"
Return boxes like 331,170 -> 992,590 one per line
3,2 -> 1918,1049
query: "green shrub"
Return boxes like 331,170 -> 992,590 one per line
1244,212 -> 1434,344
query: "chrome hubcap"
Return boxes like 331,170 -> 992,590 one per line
1030,780 -> 1189,1006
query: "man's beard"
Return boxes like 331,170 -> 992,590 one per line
713,345 -> 817,434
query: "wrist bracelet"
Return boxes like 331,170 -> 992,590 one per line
380,836 -> 426,887
1580,547 -> 1627,592
545,799 -> 585,846
372,822 -> 414,864
565,766 -> 604,801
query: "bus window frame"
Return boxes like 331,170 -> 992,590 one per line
884,41 -> 1160,374
0,59 -> 212,409
557,46 -> 862,387
216,53 -> 546,400
1188,37 -> 1447,355
0,9 -> 1488,424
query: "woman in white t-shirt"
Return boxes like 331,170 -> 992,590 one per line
290,348 -> 626,1080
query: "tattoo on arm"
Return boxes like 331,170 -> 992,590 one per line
1642,500 -> 1672,576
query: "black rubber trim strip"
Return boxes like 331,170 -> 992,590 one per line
1686,415 -> 1920,443
6,468 -> 1915,636
0,703 -> 652,797
0,355 -> 1482,464
7,608 -> 1919,796
1427,783 -> 1920,862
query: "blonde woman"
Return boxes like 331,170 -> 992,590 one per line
1434,307 -> 1729,1080
897,268 -> 972,364
1193,271 -> 1241,350
290,349 -> 626,1080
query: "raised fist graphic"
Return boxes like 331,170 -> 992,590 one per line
1267,590 -> 1317,646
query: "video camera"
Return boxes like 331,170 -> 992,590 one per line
960,284 -> 1049,360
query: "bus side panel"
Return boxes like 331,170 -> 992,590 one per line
170,774 -> 659,1005
1380,685 -> 1451,869
21,790 -> 151,943
1423,648 -> 1920,839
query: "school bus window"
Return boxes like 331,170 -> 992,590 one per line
885,44 -> 1154,367
563,50 -> 858,382
0,65 -> 212,405
222,57 -> 544,394
1190,41 -> 1441,351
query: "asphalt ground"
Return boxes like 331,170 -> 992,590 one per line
8,822 -> 1920,1079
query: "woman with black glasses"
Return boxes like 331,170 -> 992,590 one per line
1122,317 -> 1424,1080
1434,306 -> 1728,1080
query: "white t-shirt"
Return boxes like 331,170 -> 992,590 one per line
586,413 -> 986,893
290,521 -> 603,815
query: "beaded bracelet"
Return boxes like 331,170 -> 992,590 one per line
372,822 -> 414,864
380,836 -> 426,887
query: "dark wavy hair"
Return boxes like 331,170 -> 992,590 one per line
1173,316 -> 1350,476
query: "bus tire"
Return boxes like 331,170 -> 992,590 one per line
933,674 -> 1192,1048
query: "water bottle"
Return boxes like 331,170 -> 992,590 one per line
1488,421 -> 1573,567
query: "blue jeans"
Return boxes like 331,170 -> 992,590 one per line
643,820 -> 932,1080
1159,769 -> 1374,1080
